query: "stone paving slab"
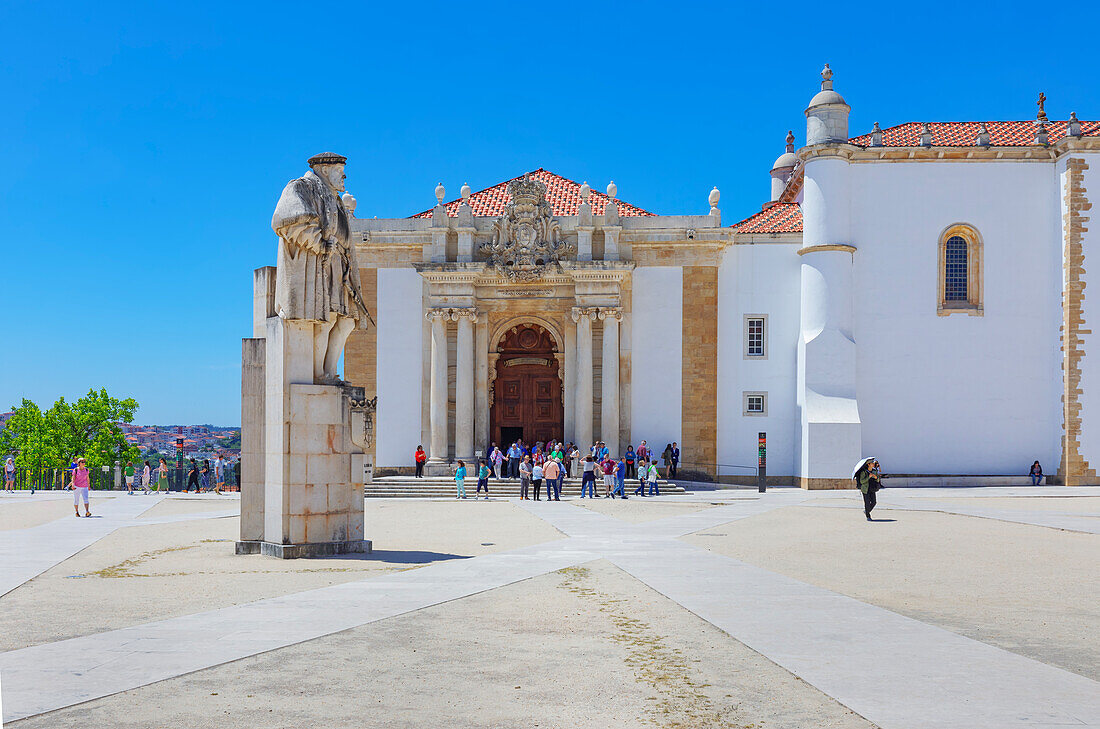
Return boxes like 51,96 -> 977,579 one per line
806,497 -> 1100,534
0,539 -> 600,722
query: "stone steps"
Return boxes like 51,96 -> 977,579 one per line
365,476 -> 685,498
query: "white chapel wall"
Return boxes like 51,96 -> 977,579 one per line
717,243 -> 801,479
850,161 -> 1062,474
374,268 -> 424,467
631,266 -> 682,449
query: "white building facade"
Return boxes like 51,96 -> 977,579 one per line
291,67 -> 1099,487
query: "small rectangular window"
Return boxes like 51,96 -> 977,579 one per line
743,315 -> 768,359
743,391 -> 768,416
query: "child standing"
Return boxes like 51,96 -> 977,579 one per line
454,460 -> 467,499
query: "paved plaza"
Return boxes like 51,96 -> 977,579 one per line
0,486 -> 1098,728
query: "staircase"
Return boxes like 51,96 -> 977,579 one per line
365,475 -> 686,498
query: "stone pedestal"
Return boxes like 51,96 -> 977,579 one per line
237,314 -> 371,558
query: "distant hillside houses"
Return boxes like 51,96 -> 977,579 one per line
117,423 -> 241,459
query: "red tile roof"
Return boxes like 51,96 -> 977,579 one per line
849,120 -> 1100,147
731,203 -> 803,234
411,168 -> 655,218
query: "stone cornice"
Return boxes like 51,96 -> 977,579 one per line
799,137 -> 1100,164
797,243 -> 857,256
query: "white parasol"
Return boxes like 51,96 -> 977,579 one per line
852,457 -> 876,478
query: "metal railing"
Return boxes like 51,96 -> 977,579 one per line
2,465 -> 239,492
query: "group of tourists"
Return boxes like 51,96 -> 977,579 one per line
121,455 -> 228,495
443,438 -> 678,500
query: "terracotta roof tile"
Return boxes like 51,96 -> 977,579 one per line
849,120 -> 1100,147
410,168 -> 655,218
731,203 -> 803,234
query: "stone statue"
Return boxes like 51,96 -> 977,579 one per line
271,152 -> 369,383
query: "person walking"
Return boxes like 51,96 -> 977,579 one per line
454,460 -> 467,499
213,454 -> 225,495
519,455 -> 533,500
5,456 -> 17,492
476,459 -> 491,499
1029,461 -> 1044,486
491,446 -> 504,480
612,456 -> 628,499
623,445 -> 636,480
185,458 -> 200,493
600,455 -> 616,498
669,442 -> 680,479
124,461 -> 135,495
544,457 -> 561,501
142,461 -> 151,494
156,458 -> 169,493
580,456 -> 597,498
856,460 -> 880,520
70,457 -> 92,517
634,458 -> 648,496
646,459 -> 661,496
200,459 -> 210,492
414,446 -> 427,478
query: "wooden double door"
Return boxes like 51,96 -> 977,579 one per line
491,362 -> 563,446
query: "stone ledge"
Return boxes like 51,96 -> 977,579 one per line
235,540 -> 372,559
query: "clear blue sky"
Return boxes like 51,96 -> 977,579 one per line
2,1 -> 1097,425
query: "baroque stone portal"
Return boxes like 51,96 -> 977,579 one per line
481,174 -> 576,282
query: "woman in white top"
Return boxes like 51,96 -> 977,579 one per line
4,457 -> 15,492
141,461 -> 151,494
531,462 -> 544,501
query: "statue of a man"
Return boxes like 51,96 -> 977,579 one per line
271,152 -> 368,383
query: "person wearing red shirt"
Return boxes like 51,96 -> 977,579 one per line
600,457 -> 616,498
414,446 -> 427,478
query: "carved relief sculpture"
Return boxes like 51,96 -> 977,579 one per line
481,174 -> 576,282
271,152 -> 371,383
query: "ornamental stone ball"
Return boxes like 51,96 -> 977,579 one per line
709,186 -> 720,210
461,182 -> 471,201
606,180 -> 617,199
271,152 -> 369,384
435,182 -> 446,204
341,192 -> 357,216
579,181 -> 590,201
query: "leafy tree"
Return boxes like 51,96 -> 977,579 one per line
2,389 -> 141,471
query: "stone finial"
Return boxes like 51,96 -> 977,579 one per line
461,182 -> 471,202
976,122 -> 991,146
1036,92 -> 1048,123
871,121 -> 883,147
606,180 -> 617,199
821,63 -> 834,90
1068,112 -> 1083,138
708,186 -> 720,211
341,192 -> 357,216
435,182 -> 445,204
785,130 -> 795,153
919,123 -> 933,147
1035,121 -> 1049,146
579,181 -> 591,201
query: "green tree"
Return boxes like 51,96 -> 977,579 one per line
1,389 -> 141,472
48,388 -> 141,468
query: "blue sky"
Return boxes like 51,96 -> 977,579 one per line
2,1 -> 1097,425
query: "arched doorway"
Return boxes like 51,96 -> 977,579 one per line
491,324 -> 563,446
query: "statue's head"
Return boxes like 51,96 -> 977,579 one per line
307,152 -> 348,193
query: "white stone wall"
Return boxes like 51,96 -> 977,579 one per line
717,244 -> 802,479
849,161 -> 1062,474
630,266 -> 682,450
375,269 -> 425,467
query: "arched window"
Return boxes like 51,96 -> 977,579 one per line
938,225 -> 983,316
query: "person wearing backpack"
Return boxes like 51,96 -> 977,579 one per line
646,460 -> 660,496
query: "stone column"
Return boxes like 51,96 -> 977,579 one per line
599,307 -> 622,456
474,312 -> 489,455
455,308 -> 476,462
572,307 -> 595,449
426,309 -> 450,464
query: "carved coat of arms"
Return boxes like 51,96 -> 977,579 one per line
481,175 -> 576,282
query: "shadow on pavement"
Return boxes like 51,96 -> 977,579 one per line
335,549 -> 472,564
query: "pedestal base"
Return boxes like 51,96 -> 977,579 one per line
235,539 -> 371,559
424,461 -> 454,477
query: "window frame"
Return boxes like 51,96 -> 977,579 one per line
937,224 -> 984,316
743,314 -> 769,360
742,391 -> 768,416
